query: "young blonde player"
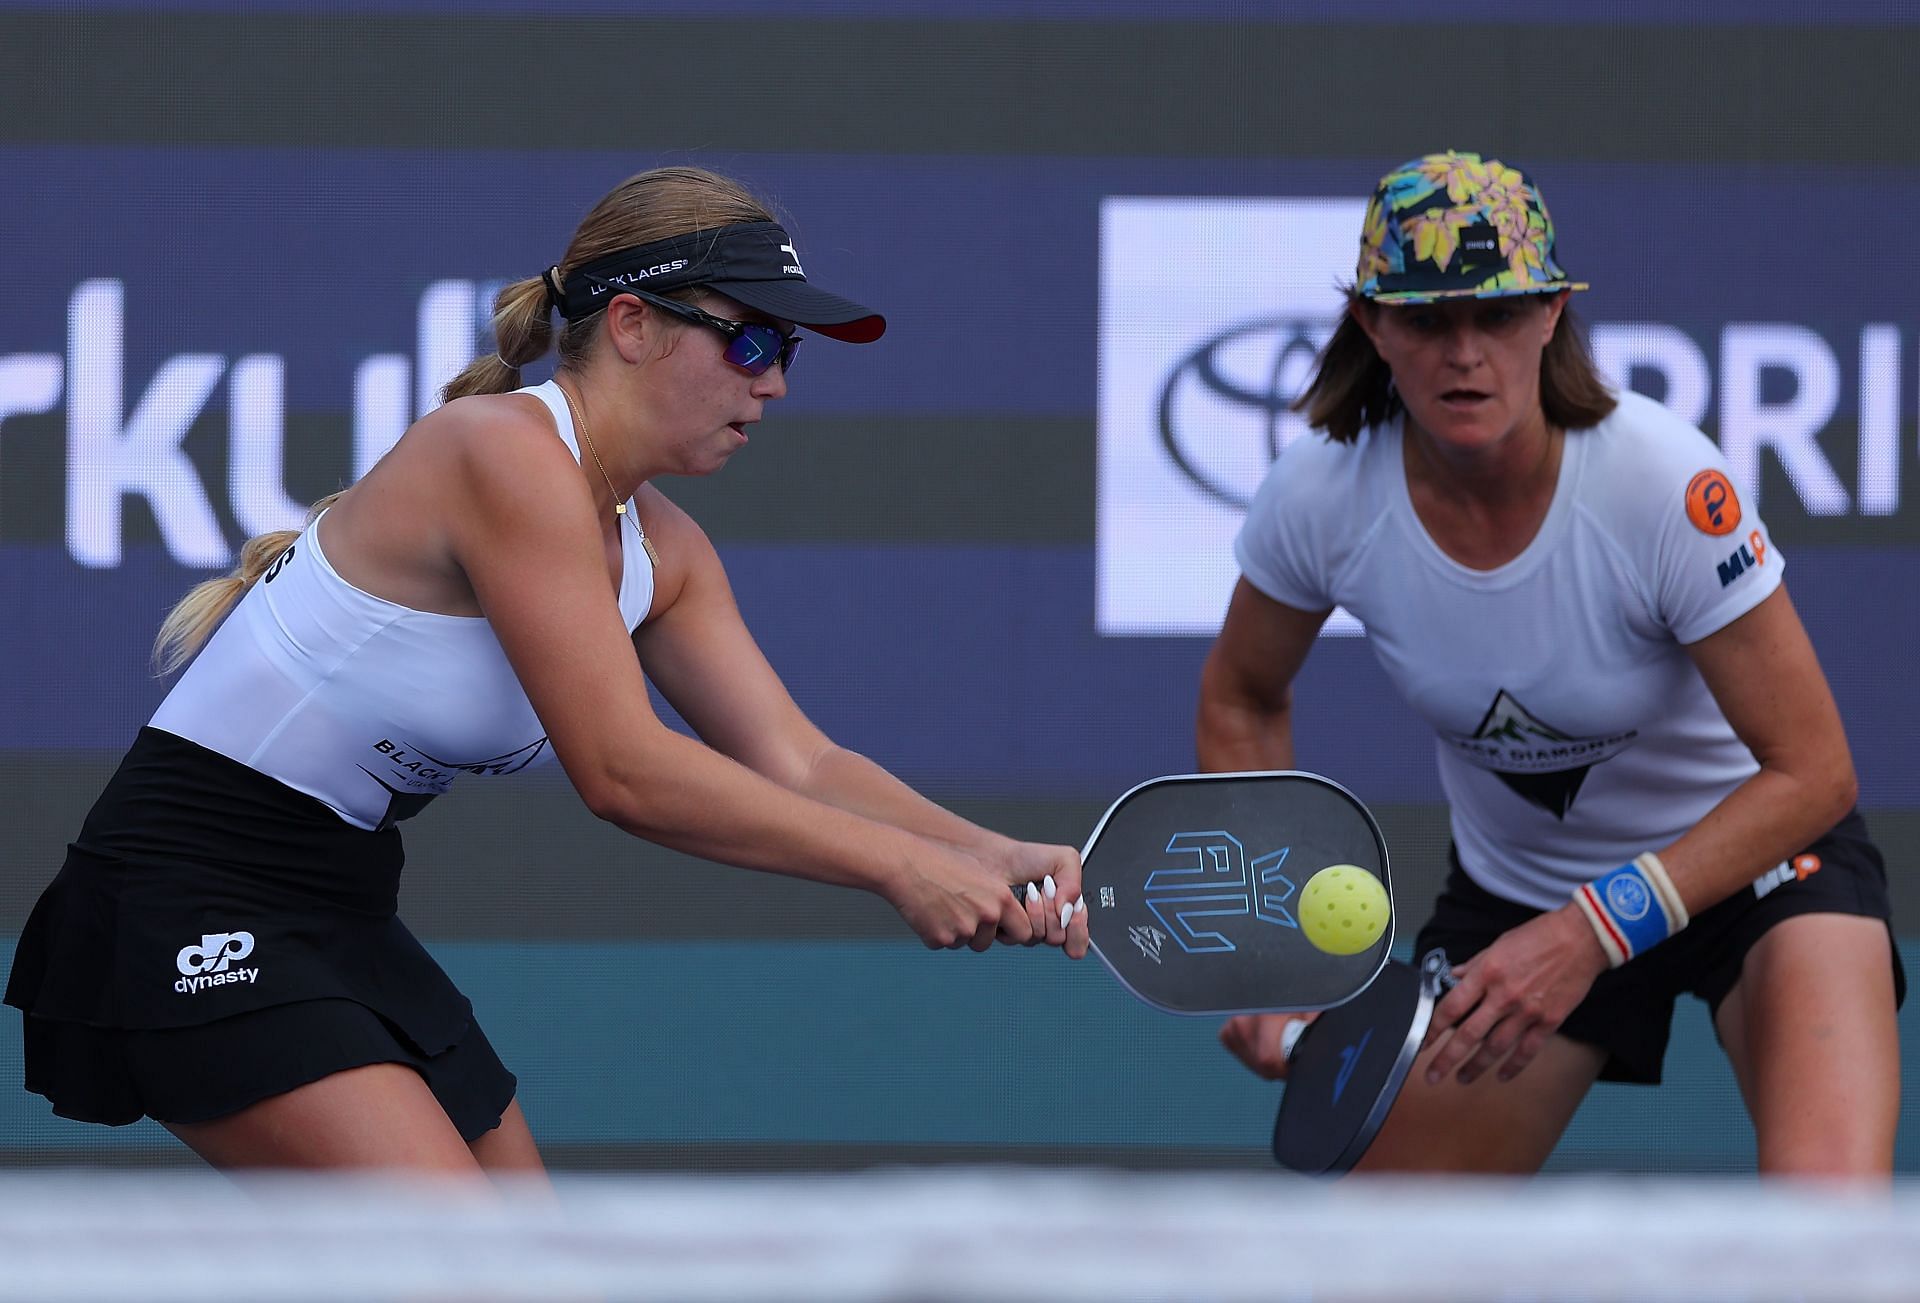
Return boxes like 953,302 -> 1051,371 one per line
8,166 -> 1090,1178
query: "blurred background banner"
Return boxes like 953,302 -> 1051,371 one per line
2,2 -> 1915,1171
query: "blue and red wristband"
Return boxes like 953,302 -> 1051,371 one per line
1573,852 -> 1689,968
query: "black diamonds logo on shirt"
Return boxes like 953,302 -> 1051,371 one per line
1446,690 -> 1638,820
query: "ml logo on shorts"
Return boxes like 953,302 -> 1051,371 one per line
173,931 -> 261,995
1752,854 -> 1822,901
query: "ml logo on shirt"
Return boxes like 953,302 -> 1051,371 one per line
1716,530 -> 1769,588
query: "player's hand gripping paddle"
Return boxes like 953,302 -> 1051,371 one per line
1076,771 -> 1393,1015
1269,948 -> 1460,1175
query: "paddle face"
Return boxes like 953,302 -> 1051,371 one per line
1080,771 -> 1391,1015
1270,957 -> 1430,1175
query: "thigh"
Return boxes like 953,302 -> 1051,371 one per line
165,1062 -> 483,1174
469,1098 -> 551,1186
1354,1031 -> 1605,1174
1714,914 -> 1900,1177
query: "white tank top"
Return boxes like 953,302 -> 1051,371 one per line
150,381 -> 655,831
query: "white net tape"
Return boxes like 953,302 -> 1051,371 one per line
2,1168 -> 1917,1302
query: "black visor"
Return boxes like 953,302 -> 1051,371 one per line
557,221 -> 885,343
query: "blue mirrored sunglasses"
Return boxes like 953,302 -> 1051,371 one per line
587,277 -> 799,376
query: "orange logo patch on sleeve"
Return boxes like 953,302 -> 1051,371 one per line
1685,469 -> 1742,536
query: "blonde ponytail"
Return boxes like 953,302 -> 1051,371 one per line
151,491 -> 346,676
441,275 -> 555,403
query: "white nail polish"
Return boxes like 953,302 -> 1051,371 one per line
1025,883 -> 1040,905
1043,874 -> 1057,901
1060,903 -> 1073,930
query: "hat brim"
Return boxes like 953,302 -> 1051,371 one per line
1368,281 -> 1590,306
705,278 -> 886,344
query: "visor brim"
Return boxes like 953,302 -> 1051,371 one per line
706,279 -> 887,343
1366,281 -> 1590,306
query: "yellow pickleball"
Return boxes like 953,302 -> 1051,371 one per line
1299,864 -> 1390,955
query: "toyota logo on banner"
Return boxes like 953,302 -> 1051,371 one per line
1156,317 -> 1335,512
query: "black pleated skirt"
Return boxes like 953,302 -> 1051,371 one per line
5,728 -> 516,1141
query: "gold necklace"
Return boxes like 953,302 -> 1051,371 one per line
555,379 -> 659,566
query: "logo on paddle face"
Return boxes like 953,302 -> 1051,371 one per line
1332,1029 -> 1372,1105
1140,830 -> 1300,954
1129,924 -> 1169,964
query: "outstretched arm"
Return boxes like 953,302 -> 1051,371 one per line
630,485 -> 1085,955
772,745 -> 1088,952
444,403 -> 1035,953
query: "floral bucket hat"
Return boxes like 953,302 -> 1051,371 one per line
1355,151 -> 1589,304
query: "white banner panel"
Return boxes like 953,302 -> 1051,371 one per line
1097,197 -> 1367,637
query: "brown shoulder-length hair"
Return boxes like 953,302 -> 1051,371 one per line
1292,290 -> 1616,443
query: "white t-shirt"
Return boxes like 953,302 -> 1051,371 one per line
150,381 -> 655,832
1234,390 -> 1781,909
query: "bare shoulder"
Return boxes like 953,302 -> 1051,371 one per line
429,392 -> 571,477
418,393 -> 599,531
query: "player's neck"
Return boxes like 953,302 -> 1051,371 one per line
1402,417 -> 1563,570
1403,412 -> 1561,503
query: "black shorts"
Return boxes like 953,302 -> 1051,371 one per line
1414,810 -> 1906,1085
6,729 -> 517,1141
